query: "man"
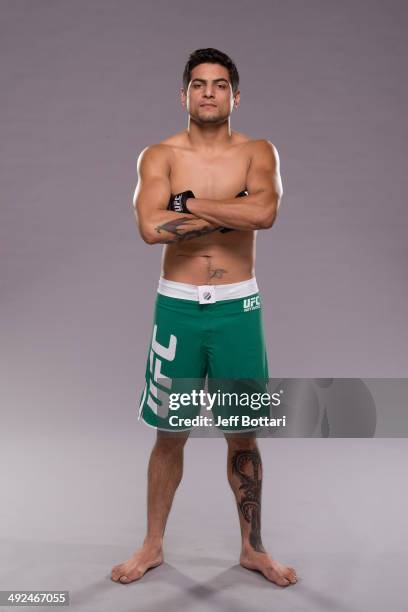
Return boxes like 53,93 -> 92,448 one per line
111,48 -> 298,587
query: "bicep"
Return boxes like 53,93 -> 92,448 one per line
133,146 -> 171,225
246,140 -> 283,201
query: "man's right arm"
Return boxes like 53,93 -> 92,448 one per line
133,145 -> 221,244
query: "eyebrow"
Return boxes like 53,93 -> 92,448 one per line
191,78 -> 230,84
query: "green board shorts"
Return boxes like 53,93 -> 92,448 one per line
138,277 -> 270,432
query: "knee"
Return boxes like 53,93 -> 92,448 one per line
155,431 -> 189,454
226,435 -> 258,452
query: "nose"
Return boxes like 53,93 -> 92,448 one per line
203,85 -> 215,98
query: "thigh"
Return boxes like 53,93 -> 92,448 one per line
209,301 -> 269,379
208,296 -> 270,431
139,295 -> 207,431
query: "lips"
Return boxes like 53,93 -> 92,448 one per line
200,104 -> 217,108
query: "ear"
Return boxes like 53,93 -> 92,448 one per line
180,87 -> 187,107
233,90 -> 241,109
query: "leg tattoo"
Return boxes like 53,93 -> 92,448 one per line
231,448 -> 265,552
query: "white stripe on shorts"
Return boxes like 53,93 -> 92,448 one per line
157,276 -> 259,302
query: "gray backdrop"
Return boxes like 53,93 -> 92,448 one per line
1,1 -> 407,611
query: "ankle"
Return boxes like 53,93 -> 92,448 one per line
143,535 -> 163,550
241,539 -> 265,555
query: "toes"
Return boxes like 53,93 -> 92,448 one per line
111,569 -> 122,581
240,556 -> 296,587
264,568 -> 290,586
120,569 -> 144,583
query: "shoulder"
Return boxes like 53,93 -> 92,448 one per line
232,134 -> 280,159
250,139 -> 279,156
136,143 -> 173,173
138,130 -> 186,156
159,130 -> 187,146
137,131 -> 190,166
247,139 -> 280,169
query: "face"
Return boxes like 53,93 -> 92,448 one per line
181,63 -> 240,125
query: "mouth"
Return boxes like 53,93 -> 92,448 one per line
200,103 -> 217,108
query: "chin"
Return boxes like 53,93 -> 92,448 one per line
201,117 -> 222,124
197,113 -> 227,125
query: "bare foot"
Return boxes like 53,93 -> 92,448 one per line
240,548 -> 298,586
111,542 -> 163,584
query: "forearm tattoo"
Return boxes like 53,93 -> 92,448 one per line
231,448 -> 265,552
155,217 -> 219,243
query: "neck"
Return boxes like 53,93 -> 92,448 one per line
186,117 -> 233,150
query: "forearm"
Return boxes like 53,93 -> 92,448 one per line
187,194 -> 277,230
137,209 -> 221,244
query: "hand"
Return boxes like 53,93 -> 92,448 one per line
219,189 -> 249,233
167,190 -> 195,214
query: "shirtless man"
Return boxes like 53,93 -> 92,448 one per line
111,48 -> 298,587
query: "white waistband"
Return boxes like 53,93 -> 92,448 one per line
157,277 -> 259,301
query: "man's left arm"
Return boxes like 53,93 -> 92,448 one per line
187,140 -> 283,231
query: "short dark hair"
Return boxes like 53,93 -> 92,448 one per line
182,48 -> 240,94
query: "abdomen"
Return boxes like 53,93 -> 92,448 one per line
161,230 -> 256,285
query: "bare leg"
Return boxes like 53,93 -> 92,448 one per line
225,433 -> 298,586
111,430 -> 189,583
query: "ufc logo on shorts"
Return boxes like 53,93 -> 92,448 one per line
243,295 -> 261,311
138,324 -> 177,418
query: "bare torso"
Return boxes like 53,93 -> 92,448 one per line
159,130 -> 257,285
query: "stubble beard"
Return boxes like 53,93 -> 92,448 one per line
190,108 -> 230,126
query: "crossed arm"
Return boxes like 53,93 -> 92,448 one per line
133,140 -> 282,245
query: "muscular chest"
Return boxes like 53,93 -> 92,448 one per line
169,149 -> 249,199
